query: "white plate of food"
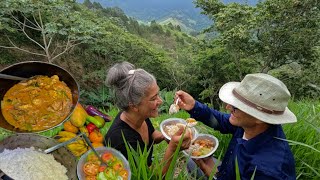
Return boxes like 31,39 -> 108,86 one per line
160,118 -> 198,141
183,134 -> 219,159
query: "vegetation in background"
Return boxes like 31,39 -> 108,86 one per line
1,0 -> 319,103
0,0 -> 319,178
0,0 -> 107,63
194,0 -> 320,100
0,93 -> 318,179
78,99 -> 320,179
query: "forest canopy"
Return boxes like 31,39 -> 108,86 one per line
0,0 -> 319,107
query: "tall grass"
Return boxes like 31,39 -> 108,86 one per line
147,100 -> 320,179
0,99 -> 318,179
282,100 -> 320,179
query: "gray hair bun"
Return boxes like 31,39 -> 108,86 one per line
106,61 -> 156,110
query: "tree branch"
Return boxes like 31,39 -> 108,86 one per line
10,14 -> 40,31
21,13 -> 40,29
0,36 -> 46,57
32,12 -> 41,28
37,10 -> 50,61
21,18 -> 45,50
51,40 -> 82,62
47,35 -> 54,50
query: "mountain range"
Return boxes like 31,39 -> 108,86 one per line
77,0 -> 258,33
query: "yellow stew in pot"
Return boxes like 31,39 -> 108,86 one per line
1,75 -> 72,131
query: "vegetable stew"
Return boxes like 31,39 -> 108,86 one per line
1,75 -> 72,131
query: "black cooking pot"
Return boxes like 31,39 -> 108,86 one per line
0,61 -> 79,133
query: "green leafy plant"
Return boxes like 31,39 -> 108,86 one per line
80,85 -> 113,109
159,88 -> 176,114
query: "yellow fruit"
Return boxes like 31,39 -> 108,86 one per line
67,143 -> 86,151
70,146 -> 88,156
79,126 -> 89,137
67,142 -> 88,157
72,148 -> 88,157
57,137 -> 71,143
63,120 -> 79,133
79,139 -> 86,145
58,131 -> 77,138
70,103 -> 88,127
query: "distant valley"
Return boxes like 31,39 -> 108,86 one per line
77,0 -> 258,33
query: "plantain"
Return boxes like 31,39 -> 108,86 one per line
67,142 -> 88,157
79,126 -> 89,137
67,143 -> 85,151
57,137 -> 73,143
55,130 -> 88,156
76,139 -> 86,145
71,148 -> 88,157
58,131 -> 77,138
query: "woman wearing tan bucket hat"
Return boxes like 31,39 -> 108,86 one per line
176,73 -> 297,180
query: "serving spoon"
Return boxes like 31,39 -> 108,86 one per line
82,134 -> 108,166
0,73 -> 27,81
44,133 -> 84,154
45,133 -> 108,166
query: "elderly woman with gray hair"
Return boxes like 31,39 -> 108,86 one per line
104,61 -> 192,175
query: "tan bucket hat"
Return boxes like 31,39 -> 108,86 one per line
219,73 -> 297,124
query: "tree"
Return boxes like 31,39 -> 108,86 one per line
0,0 -> 104,63
92,2 -> 103,10
195,1 -> 259,79
195,0 -> 320,73
167,22 -> 174,30
175,25 -> 181,32
83,0 -> 93,9
255,0 -> 320,72
214,3 -> 257,79
150,20 -> 163,34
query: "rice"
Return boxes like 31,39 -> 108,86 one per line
0,147 -> 68,180
164,123 -> 192,137
164,123 -> 182,137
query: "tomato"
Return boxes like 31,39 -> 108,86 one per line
99,165 -> 106,172
113,161 -> 124,171
83,161 -> 100,176
101,152 -> 114,162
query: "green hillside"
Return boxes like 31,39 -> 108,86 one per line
0,0 -> 319,179
0,0 -> 319,105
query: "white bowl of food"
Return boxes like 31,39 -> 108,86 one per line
183,134 -> 219,159
160,118 -> 198,141
77,147 -> 131,180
